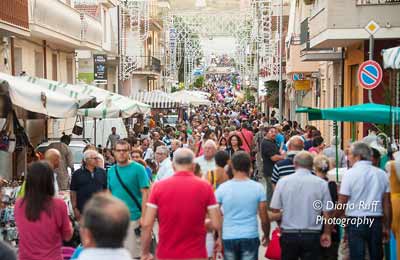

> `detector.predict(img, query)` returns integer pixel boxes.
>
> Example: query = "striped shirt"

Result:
[271,153,297,184]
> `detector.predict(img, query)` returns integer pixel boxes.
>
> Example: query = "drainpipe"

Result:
[340,47,345,148]
[43,40,48,140]
[10,37,15,76]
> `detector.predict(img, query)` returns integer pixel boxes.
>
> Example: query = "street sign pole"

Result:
[368,34,374,103]
[365,20,380,103]
[278,0,283,122]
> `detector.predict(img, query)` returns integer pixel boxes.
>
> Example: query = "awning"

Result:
[382,46,400,69]
[131,90,180,109]
[0,73,89,118]
[296,103,400,124]
[19,76,150,118]
[170,90,212,106]
[79,94,151,118]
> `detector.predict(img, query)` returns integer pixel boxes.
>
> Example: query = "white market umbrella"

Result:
[0,73,83,118]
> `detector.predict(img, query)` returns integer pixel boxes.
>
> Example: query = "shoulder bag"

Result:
[114,166,157,252]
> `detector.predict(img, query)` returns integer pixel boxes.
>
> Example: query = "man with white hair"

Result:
[195,140,217,175]
[170,139,182,160]
[142,148,222,260]
[336,142,391,260]
[271,151,333,259]
[155,145,174,181]
[70,149,107,221]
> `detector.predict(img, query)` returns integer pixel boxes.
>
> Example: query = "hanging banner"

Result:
[94,54,107,84]
[294,80,311,91]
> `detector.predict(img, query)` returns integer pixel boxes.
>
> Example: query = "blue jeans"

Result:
[223,238,260,260]
[346,217,383,260]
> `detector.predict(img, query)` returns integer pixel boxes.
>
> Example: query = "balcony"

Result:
[357,0,400,5]
[299,18,344,61]
[286,37,320,75]
[308,0,400,48]
[0,0,29,36]
[30,0,82,49]
[131,56,162,77]
[29,0,103,50]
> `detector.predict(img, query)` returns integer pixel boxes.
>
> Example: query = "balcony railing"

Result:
[0,0,29,29]
[135,56,161,73]
[357,0,400,5]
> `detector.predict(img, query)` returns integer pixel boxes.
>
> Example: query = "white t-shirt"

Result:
[340,160,390,217]
[77,248,131,260]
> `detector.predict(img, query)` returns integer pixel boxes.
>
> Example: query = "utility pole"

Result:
[278,0,283,122]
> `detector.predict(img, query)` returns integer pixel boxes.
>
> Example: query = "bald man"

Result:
[78,193,131,260]
[271,136,304,189]
[18,149,61,198]
[194,140,217,175]
[45,149,61,195]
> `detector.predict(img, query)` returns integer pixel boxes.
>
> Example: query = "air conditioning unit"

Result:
[304,0,314,5]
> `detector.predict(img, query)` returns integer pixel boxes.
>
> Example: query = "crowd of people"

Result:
[0,75,399,260]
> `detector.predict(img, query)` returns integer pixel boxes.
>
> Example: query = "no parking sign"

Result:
[357,60,383,90]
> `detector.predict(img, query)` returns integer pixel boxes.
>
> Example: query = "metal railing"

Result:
[357,0,400,5]
[136,56,161,73]
[0,0,29,29]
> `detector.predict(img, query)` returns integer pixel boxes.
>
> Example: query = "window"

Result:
[13,47,22,76]
[34,51,44,78]
[52,53,58,81]
[67,58,73,84]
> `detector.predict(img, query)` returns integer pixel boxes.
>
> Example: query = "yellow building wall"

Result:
[343,42,364,144]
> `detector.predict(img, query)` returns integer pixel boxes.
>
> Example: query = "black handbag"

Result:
[13,110,32,152]
[72,116,83,136]
[0,112,13,152]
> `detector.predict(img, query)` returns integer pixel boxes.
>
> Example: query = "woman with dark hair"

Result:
[309,136,325,155]
[218,137,228,151]
[225,134,244,158]
[15,161,73,260]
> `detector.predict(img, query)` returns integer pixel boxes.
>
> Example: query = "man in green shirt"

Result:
[108,140,150,259]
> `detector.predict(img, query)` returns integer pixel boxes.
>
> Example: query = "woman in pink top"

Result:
[15,161,73,260]
[308,136,325,155]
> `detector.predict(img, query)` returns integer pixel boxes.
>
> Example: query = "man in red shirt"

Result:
[141,148,222,260]
[238,122,254,154]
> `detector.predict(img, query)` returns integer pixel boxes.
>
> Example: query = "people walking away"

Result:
[270,151,333,260]
[107,140,150,259]
[314,155,339,260]
[141,148,222,260]
[15,161,73,260]
[70,150,107,221]
[155,145,174,181]
[336,142,391,260]
[261,127,285,205]
[204,150,230,190]
[195,140,217,175]
[106,127,120,150]
[216,151,270,260]
[271,136,304,188]
[76,193,132,260]
[238,122,254,154]
[323,136,347,168]
[48,135,74,190]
